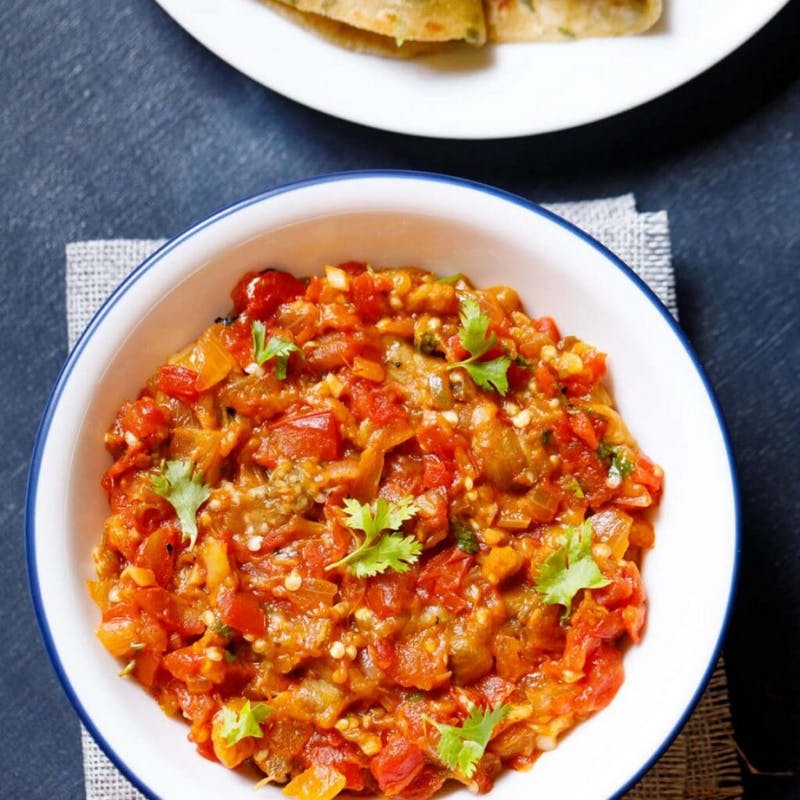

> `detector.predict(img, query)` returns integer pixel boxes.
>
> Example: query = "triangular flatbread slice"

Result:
[485,0,662,42]
[270,0,487,44]
[262,0,458,56]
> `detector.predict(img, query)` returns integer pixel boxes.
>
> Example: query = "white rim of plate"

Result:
[152,0,790,138]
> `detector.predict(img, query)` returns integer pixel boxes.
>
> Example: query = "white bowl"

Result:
[27,172,738,800]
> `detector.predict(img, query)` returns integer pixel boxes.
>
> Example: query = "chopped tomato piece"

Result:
[218,318,255,368]
[444,333,470,362]
[217,588,267,637]
[633,453,664,495]
[254,410,341,468]
[231,269,305,320]
[559,438,615,508]
[102,447,152,492]
[301,537,344,578]
[174,684,218,726]
[300,731,368,791]
[120,396,166,440]
[470,752,503,794]
[533,316,560,342]
[277,300,319,345]
[368,638,396,672]
[157,365,200,402]
[132,587,204,636]
[101,601,138,622]
[534,364,558,397]
[365,571,417,620]
[135,525,178,587]
[507,361,532,389]
[304,275,324,303]
[416,547,472,614]
[132,648,161,688]
[104,513,143,562]
[562,351,607,397]
[370,735,425,797]
[415,425,455,459]
[473,674,516,707]
[576,643,624,715]
[394,765,446,800]
[136,610,169,653]
[195,738,219,763]
[593,561,643,611]
[422,455,454,490]
[253,518,322,557]
[593,562,646,642]
[349,378,407,425]
[305,331,368,373]
[163,646,205,680]
[629,518,656,549]
[569,410,599,449]
[351,272,392,323]
[413,486,450,545]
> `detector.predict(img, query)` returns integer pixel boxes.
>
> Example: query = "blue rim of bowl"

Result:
[25,170,740,800]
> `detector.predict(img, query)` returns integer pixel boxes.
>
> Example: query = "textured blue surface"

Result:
[1,1,798,798]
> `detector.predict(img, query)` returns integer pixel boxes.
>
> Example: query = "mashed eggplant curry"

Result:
[89,262,663,799]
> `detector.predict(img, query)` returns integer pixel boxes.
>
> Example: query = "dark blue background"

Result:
[1,1,798,797]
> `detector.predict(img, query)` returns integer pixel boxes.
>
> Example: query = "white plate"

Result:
[154,0,788,139]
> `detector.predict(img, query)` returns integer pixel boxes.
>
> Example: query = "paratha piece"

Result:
[262,0,457,57]
[270,0,486,45]
[485,0,662,42]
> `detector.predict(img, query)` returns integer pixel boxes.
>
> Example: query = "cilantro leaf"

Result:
[451,520,479,554]
[344,496,418,535]
[417,331,441,356]
[513,354,534,370]
[326,497,421,577]
[251,322,302,380]
[565,477,585,499]
[208,612,233,639]
[596,441,635,485]
[446,295,511,396]
[463,356,511,395]
[457,295,495,358]
[151,459,210,548]
[346,533,422,578]
[219,700,273,746]
[596,441,615,460]
[609,453,635,482]
[435,272,465,285]
[535,521,611,621]
[429,704,510,778]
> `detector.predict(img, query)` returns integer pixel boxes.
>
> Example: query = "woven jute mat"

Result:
[68,194,741,800]
[625,662,742,799]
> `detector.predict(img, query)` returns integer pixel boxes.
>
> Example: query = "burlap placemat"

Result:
[67,194,740,800]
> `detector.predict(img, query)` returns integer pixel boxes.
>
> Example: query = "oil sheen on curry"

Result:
[89,262,663,799]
